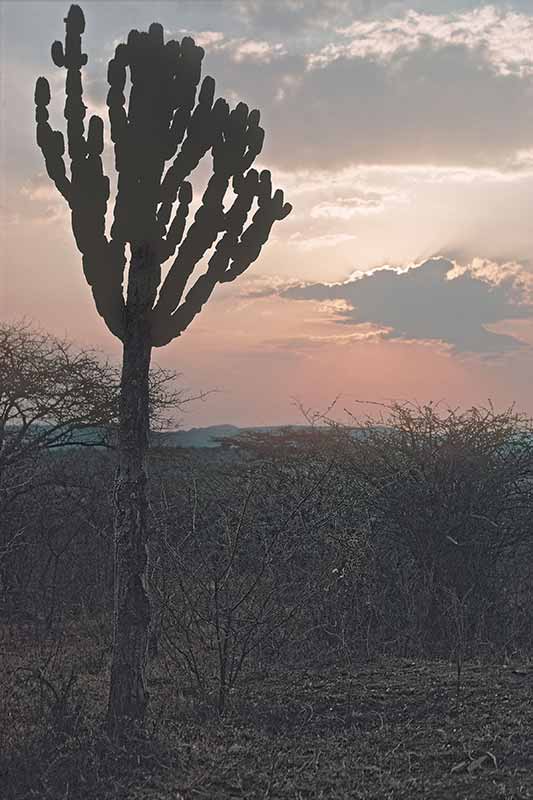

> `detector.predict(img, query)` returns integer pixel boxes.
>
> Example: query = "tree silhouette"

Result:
[34,4,291,735]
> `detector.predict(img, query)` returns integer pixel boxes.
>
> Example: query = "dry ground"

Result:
[2,623,533,799]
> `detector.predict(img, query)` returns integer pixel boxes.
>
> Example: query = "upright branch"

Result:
[35,4,292,348]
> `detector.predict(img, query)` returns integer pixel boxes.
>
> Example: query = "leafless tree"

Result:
[0,321,186,628]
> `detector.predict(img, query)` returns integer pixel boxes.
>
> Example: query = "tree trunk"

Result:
[107,242,158,736]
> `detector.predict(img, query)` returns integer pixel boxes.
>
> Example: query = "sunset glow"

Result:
[2,0,533,426]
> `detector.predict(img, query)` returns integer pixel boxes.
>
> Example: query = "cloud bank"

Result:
[279,258,533,352]
[311,6,533,77]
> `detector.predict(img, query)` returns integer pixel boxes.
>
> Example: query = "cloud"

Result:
[257,326,389,355]
[0,174,69,226]
[310,6,533,76]
[231,40,287,62]
[37,4,533,175]
[279,257,533,352]
[165,30,287,63]
[288,232,359,250]
[233,0,368,34]
[215,0,533,83]
[190,31,226,48]
[310,187,406,218]
[262,162,533,272]
[201,38,533,171]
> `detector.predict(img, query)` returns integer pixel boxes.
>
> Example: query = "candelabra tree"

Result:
[34,4,291,735]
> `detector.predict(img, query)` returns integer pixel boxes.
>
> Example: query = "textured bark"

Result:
[107,243,158,736]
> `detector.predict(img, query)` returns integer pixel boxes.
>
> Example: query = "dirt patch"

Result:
[2,638,533,799]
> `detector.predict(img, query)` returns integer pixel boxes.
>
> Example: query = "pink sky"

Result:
[2,0,533,427]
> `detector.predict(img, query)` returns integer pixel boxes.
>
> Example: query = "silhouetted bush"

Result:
[3,398,533,689]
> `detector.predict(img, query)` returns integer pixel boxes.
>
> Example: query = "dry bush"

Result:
[147,450,338,711]
[218,404,533,663]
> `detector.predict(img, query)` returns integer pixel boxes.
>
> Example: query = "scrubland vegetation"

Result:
[2,328,533,798]
[18,2,533,793]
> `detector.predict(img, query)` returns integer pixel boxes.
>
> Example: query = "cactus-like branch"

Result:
[35,5,125,339]
[151,170,291,346]
[220,172,292,283]
[34,77,71,201]
[35,5,291,348]
[154,101,260,316]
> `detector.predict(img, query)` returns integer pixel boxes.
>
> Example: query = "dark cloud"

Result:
[236,0,533,27]
[10,2,533,177]
[232,0,503,31]
[234,0,370,33]
[280,258,533,352]
[272,47,533,170]
[190,38,533,172]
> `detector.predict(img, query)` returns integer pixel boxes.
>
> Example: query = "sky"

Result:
[2,0,533,427]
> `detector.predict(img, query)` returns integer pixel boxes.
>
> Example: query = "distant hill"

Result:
[152,424,319,448]
[12,422,382,451]
[152,424,240,448]
[6,422,330,451]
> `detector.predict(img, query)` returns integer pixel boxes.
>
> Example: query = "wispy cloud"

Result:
[258,325,390,354]
[4,175,69,225]
[288,232,359,250]
[310,188,407,218]
[231,39,287,62]
[176,30,288,62]
[192,31,226,48]
[309,6,533,76]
